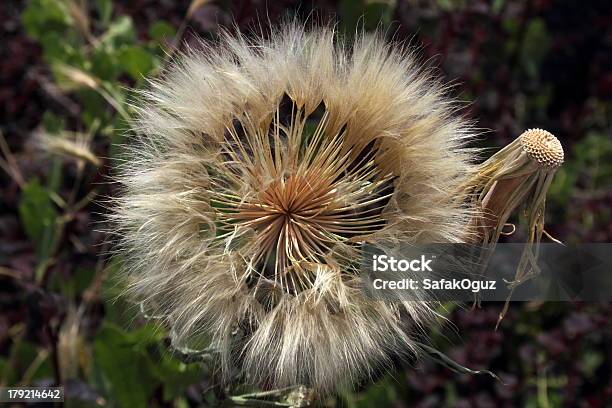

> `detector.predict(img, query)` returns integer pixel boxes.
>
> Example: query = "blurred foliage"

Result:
[1,0,610,407]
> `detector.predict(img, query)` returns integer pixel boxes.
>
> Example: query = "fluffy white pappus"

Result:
[111,23,479,393]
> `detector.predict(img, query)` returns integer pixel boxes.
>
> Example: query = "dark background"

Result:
[1,0,611,407]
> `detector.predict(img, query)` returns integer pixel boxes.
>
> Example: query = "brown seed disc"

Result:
[519,128,564,168]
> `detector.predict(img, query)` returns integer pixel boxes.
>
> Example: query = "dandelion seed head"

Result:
[112,24,479,393]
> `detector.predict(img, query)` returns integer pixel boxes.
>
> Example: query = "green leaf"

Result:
[90,47,120,81]
[79,90,114,127]
[92,323,161,408]
[155,355,204,401]
[52,266,95,299]
[42,33,83,64]
[118,46,156,80]
[340,375,398,408]
[92,321,202,405]
[149,21,176,42]
[18,179,58,260]
[100,16,136,48]
[95,0,113,27]
[355,377,397,408]
[100,258,138,327]
[2,341,53,385]
[22,0,71,41]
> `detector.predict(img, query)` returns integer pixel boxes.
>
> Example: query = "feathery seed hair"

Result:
[113,24,478,393]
